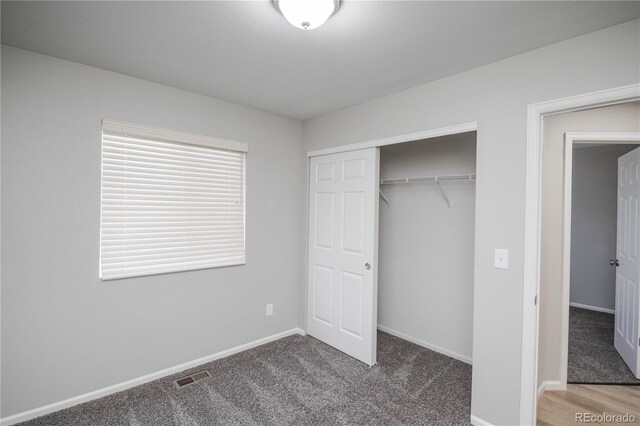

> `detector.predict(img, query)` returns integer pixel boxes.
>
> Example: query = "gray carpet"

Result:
[568,306,640,384]
[20,331,472,425]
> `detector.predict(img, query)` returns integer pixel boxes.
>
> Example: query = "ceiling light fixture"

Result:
[273,0,341,30]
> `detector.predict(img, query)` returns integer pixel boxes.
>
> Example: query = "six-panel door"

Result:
[615,146,640,378]
[307,148,379,366]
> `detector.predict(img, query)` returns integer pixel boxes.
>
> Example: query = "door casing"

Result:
[524,85,640,426]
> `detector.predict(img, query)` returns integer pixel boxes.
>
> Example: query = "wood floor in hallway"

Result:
[537,384,640,425]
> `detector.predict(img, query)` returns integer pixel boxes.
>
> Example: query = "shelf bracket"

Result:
[379,188,390,207]
[436,181,451,208]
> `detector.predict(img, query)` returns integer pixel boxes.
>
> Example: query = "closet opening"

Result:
[306,127,477,422]
[377,132,476,367]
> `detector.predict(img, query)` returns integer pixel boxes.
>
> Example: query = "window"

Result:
[99,120,247,280]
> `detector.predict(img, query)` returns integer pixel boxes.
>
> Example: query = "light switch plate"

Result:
[266,303,274,317]
[495,249,509,269]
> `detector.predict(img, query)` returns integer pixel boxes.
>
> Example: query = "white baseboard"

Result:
[377,324,472,365]
[537,380,565,398]
[0,327,306,426]
[470,414,494,426]
[569,302,615,315]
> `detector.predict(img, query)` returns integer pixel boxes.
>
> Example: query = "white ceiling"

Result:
[2,1,638,120]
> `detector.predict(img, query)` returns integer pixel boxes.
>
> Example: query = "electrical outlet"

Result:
[266,303,274,317]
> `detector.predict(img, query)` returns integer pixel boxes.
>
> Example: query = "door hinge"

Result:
[534,295,538,306]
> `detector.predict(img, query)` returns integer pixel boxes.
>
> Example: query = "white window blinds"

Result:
[99,120,247,280]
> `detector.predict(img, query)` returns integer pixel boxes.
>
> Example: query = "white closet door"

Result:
[615,146,640,378]
[307,148,379,366]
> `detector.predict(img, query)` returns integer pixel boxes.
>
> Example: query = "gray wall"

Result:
[378,133,476,361]
[1,45,303,417]
[570,144,639,311]
[302,20,640,425]
[538,102,640,387]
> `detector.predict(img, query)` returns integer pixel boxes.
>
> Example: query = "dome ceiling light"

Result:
[272,0,342,30]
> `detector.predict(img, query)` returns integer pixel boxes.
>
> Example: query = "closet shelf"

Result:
[380,174,476,185]
[378,174,476,208]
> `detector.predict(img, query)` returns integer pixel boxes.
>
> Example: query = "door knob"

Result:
[609,259,620,267]
[365,263,371,270]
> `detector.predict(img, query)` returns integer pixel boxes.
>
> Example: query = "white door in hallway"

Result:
[307,148,379,366]
[615,146,640,378]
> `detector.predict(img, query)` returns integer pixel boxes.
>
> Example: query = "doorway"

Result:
[536,101,640,398]
[563,136,640,385]
[305,129,477,423]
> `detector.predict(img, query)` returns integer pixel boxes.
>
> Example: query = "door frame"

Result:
[304,121,478,347]
[559,132,640,388]
[522,83,640,425]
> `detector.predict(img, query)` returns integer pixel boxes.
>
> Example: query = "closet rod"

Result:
[380,174,476,185]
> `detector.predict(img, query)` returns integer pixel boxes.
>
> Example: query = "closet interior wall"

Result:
[378,132,477,363]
